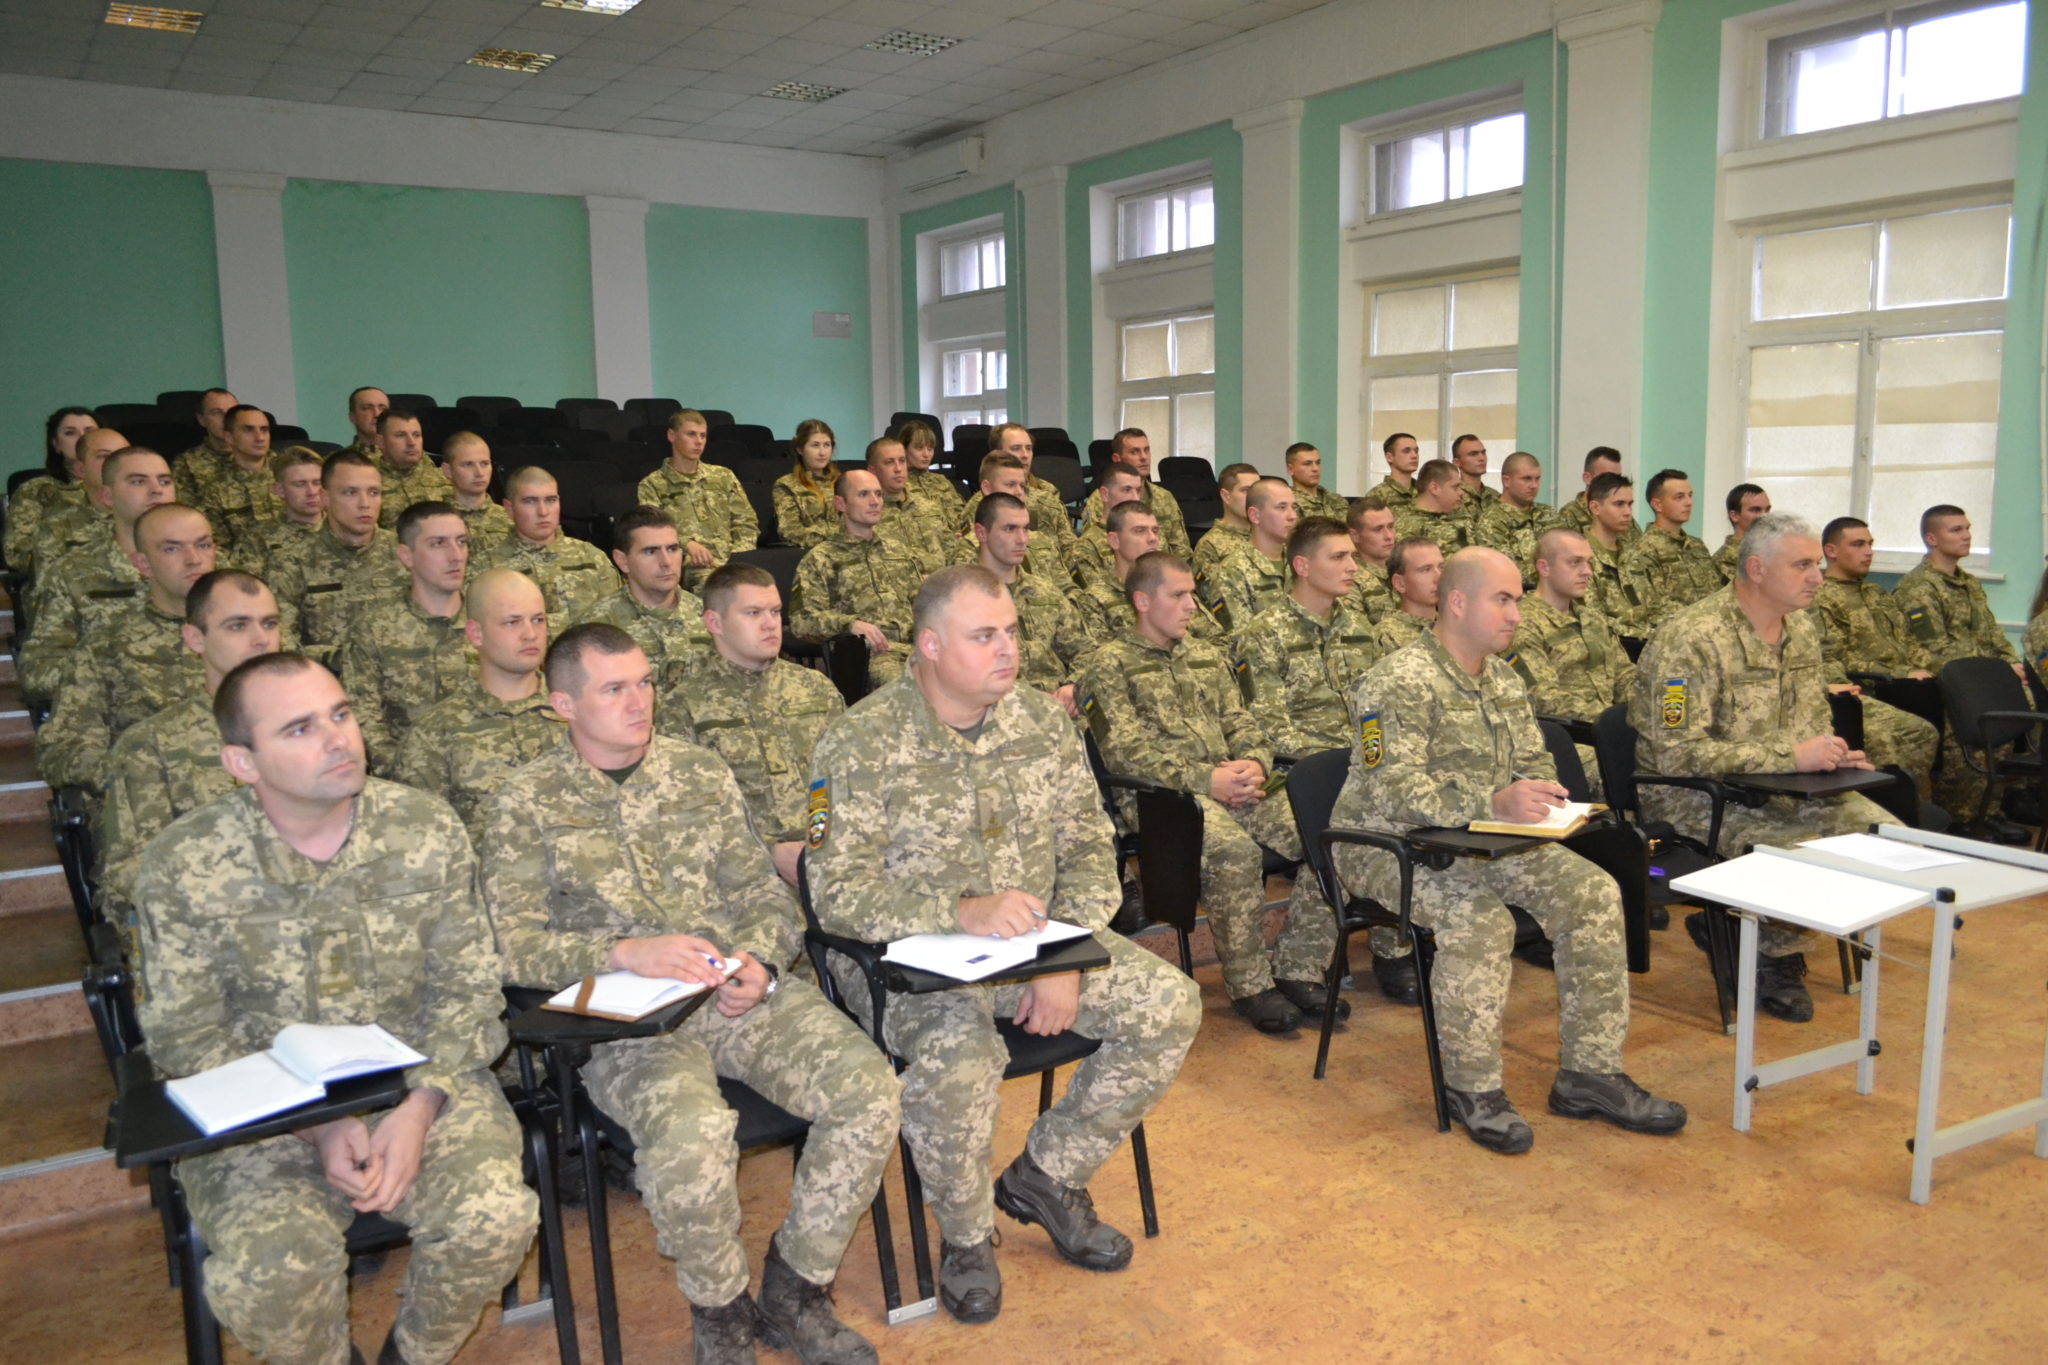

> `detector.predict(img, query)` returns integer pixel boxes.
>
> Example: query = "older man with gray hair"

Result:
[1631,512,1900,1024]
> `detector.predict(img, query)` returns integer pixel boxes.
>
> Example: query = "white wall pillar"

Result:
[1015,165,1069,430]
[1236,101,1304,471]
[584,195,652,403]
[206,170,297,425]
[867,209,898,433]
[1554,0,1661,476]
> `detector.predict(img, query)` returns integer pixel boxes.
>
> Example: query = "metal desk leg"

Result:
[1733,915,1760,1132]
[1855,925,1881,1095]
[1910,908,1959,1204]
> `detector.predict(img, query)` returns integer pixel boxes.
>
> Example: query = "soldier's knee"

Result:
[455,1177,540,1264]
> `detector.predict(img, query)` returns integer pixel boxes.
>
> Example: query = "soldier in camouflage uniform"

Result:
[1713,483,1770,582]
[391,569,560,839]
[1894,505,2022,673]
[482,625,897,1365]
[1364,431,1420,513]
[789,468,925,687]
[267,450,408,671]
[182,404,282,567]
[340,502,475,774]
[1188,462,1259,581]
[637,409,760,590]
[372,409,454,531]
[1506,529,1632,790]
[1079,552,1339,1034]
[340,385,388,460]
[1074,502,1223,649]
[170,388,235,498]
[3,406,94,578]
[1344,495,1397,622]
[1333,547,1686,1152]
[441,433,514,559]
[1582,471,1650,636]
[869,433,966,573]
[2026,586,2048,677]
[24,425,123,592]
[567,504,711,690]
[1557,446,1638,551]
[773,419,844,552]
[136,654,537,1365]
[245,445,327,580]
[18,444,171,700]
[483,466,619,634]
[962,453,1063,582]
[1071,428,1190,560]
[1634,515,1900,1021]
[37,503,213,791]
[1621,469,1722,631]
[662,563,844,887]
[1285,442,1350,523]
[100,571,280,959]
[1392,460,1471,557]
[893,418,964,520]
[1070,464,1147,588]
[1197,476,1297,635]
[1449,434,1499,525]
[958,425,1081,571]
[1374,537,1442,653]
[1474,452,1563,586]
[808,566,1200,1321]
[971,492,1095,713]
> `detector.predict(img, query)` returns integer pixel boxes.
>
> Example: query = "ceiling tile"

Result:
[679,25,772,54]
[408,94,490,114]
[711,6,810,37]
[330,88,418,109]
[169,71,260,95]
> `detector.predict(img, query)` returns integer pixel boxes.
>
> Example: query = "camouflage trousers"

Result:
[1645,787,1898,954]
[1334,841,1629,1092]
[1934,728,1995,821]
[178,1072,537,1365]
[1198,791,1344,999]
[833,931,1199,1246]
[581,976,898,1306]
[1859,697,1937,800]
[864,641,909,689]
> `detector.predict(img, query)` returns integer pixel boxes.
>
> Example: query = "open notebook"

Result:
[1469,801,1604,839]
[882,919,1092,982]
[164,1023,427,1137]
[541,962,742,1022]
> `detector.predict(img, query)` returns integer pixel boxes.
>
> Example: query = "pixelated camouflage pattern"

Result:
[267,526,410,670]
[245,517,323,581]
[568,584,711,691]
[376,456,455,531]
[772,473,840,551]
[1374,607,1433,654]
[98,695,235,951]
[36,599,206,791]
[1007,567,1095,694]
[1344,558,1393,622]
[1558,494,1640,551]
[1474,498,1566,586]
[1233,594,1382,758]
[1621,525,1723,630]
[877,487,969,574]
[1584,530,1649,636]
[1292,484,1350,524]
[18,529,143,700]
[390,677,564,839]
[1076,482,1192,559]
[1712,532,1739,582]
[171,444,227,506]
[1505,594,1632,723]
[661,651,844,842]
[908,467,964,515]
[450,502,514,560]
[1892,557,2018,667]
[1070,521,1116,588]
[26,497,112,589]
[1071,571,1219,649]
[961,475,1079,568]
[2025,607,2048,675]
[637,460,760,567]
[482,532,618,638]
[1393,504,1473,558]
[340,594,476,774]
[1196,538,1291,636]
[788,532,923,684]
[1364,476,1416,513]
[1812,576,1937,677]
[3,474,84,577]
[183,456,282,566]
[1189,520,1248,581]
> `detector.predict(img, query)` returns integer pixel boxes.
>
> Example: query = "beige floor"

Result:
[6,900,2048,1363]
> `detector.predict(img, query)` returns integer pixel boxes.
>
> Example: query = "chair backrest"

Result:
[545,427,607,451]
[156,389,207,414]
[695,408,736,430]
[1538,720,1592,803]
[571,408,635,442]
[1035,437,1082,466]
[270,423,309,444]
[1158,456,1217,497]
[554,397,616,417]
[1938,656,2036,751]
[1083,732,1203,939]
[94,402,161,426]
[1087,438,1114,471]
[624,397,681,428]
[421,406,481,454]
[714,423,777,458]
[456,395,522,422]
[889,411,942,442]
[627,424,669,445]
[1591,704,1641,817]
[731,545,804,609]
[1033,453,1086,505]
[703,437,750,468]
[385,392,438,413]
[1826,689,1865,751]
[1284,747,1357,909]
[509,406,560,436]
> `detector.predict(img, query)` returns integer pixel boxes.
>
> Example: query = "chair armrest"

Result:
[1537,715,1595,746]
[1978,709,2048,751]
[1096,770,1180,797]
[1626,774,1736,856]
[1318,826,1419,930]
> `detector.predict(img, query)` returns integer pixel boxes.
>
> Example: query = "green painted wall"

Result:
[1297,35,1560,497]
[1064,125,1243,455]
[647,204,871,442]
[282,180,596,440]
[897,186,1019,422]
[0,159,223,478]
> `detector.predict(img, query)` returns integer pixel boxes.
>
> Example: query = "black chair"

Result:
[1028,426,1070,448]
[157,389,208,416]
[570,409,635,443]
[458,396,523,424]
[1937,657,2047,838]
[1087,439,1114,472]
[622,398,680,428]
[626,424,669,446]
[888,411,941,443]
[1157,457,1216,500]
[584,482,641,553]
[270,424,310,445]
[1177,494,1221,534]
[508,407,563,439]
[96,402,161,426]
[1534,721,1653,973]
[713,423,778,459]
[615,442,667,483]
[545,427,609,453]
[50,784,97,938]
[553,398,615,419]
[421,407,482,454]
[695,408,736,431]
[1033,454,1085,507]
[1083,734,1201,974]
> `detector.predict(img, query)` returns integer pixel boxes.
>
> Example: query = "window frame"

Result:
[1112,176,1218,266]
[1116,309,1219,464]
[939,340,1010,431]
[1358,269,1521,482]
[1364,97,1527,220]
[934,226,1007,299]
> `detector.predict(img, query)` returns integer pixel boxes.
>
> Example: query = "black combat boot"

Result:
[755,1237,877,1365]
[690,1291,759,1365]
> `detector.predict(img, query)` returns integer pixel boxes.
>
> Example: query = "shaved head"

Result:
[465,566,543,623]
[1439,546,1517,608]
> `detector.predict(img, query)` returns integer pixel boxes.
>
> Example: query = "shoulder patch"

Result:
[805,778,830,850]
[1504,649,1537,688]
[1358,711,1383,767]
[1660,678,1687,729]
[1904,605,1938,642]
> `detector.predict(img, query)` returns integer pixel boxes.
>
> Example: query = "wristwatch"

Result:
[760,961,780,996]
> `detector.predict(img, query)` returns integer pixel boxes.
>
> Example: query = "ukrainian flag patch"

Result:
[1359,712,1383,767]
[806,779,830,850]
[1661,679,1687,729]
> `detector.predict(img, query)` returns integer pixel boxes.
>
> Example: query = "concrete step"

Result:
[0,1029,111,1169]
[0,813,70,919]
[0,908,86,996]
[0,749,50,823]
[0,679,28,743]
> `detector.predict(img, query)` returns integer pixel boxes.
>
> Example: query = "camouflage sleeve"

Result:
[1620,541,1667,629]
[1346,668,1498,828]
[133,833,238,1076]
[1506,621,1570,717]
[1812,595,1854,679]
[1233,629,1307,760]
[388,721,448,806]
[2025,609,2048,673]
[477,786,617,985]
[788,547,853,641]
[773,481,831,551]
[407,808,511,1096]
[805,725,970,942]
[1153,495,1192,560]
[1196,560,1250,636]
[4,479,51,574]
[266,550,305,651]
[1036,488,1078,561]
[700,765,803,970]
[1043,710,1122,932]
[1076,651,1212,794]
[1505,680,1557,784]
[34,645,113,791]
[1218,639,1287,766]
[15,578,78,700]
[97,726,162,911]
[1050,593,1094,678]
[718,467,759,558]
[338,623,397,774]
[1632,624,1799,775]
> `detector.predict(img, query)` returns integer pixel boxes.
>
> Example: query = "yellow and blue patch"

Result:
[805,779,830,850]
[1359,711,1383,767]
[1661,678,1687,729]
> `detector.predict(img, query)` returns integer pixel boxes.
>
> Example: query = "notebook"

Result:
[541,963,741,1022]
[1469,801,1603,839]
[164,1023,428,1137]
[882,919,1093,982]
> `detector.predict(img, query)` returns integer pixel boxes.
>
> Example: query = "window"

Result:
[938,230,1005,297]
[941,343,1007,431]
[1118,312,1216,464]
[1116,180,1215,263]
[1372,111,1525,214]
[1739,203,2010,552]
[1361,274,1517,477]
[1764,1,2026,139]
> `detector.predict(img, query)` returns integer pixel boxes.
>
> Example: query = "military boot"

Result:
[1444,1087,1534,1154]
[755,1238,877,1365]
[938,1237,1001,1323]
[1229,986,1302,1034]
[690,1291,759,1365]
[1370,952,1420,1005]
[1547,1069,1688,1134]
[992,1149,1132,1271]
[1276,977,1350,1021]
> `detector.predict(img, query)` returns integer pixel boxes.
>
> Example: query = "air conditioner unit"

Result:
[899,135,986,195]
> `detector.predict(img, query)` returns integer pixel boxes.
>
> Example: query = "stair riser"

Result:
[0,871,71,918]
[0,1157,148,1242]
[0,989,92,1047]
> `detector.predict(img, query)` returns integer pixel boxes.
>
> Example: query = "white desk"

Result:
[1773,827,2048,1204]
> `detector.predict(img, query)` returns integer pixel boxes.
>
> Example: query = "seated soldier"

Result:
[482,625,899,1365]
[341,501,475,774]
[1473,452,1562,587]
[788,467,925,687]
[637,408,758,590]
[1079,552,1340,1034]
[247,445,329,579]
[135,653,538,1365]
[5,405,97,579]
[971,451,1063,581]
[267,450,408,671]
[1074,427,1191,558]
[959,424,1080,569]
[1558,445,1638,549]
[1070,464,1148,588]
[808,566,1200,1321]
[101,570,282,966]
[1392,459,1469,555]
[893,418,963,517]
[567,503,711,689]
[1344,495,1397,621]
[1365,430,1420,512]
[340,385,387,459]
[1333,547,1686,1152]
[172,389,234,492]
[1895,504,2026,683]
[1505,528,1633,787]
[441,432,514,558]
[1713,483,1770,581]
[1634,514,1901,1022]
[1286,441,1350,522]
[973,492,1092,714]
[392,569,559,839]
[1188,462,1260,581]
[37,502,215,792]
[869,432,962,573]
[1375,536,1442,652]
[184,402,280,566]
[19,442,173,701]
[1073,501,1222,647]
[1581,470,1649,636]
[1196,475,1298,634]
[373,408,455,530]
[24,424,123,600]
[484,466,619,633]
[662,562,845,887]
[1621,468,1722,631]
[1448,434,1497,523]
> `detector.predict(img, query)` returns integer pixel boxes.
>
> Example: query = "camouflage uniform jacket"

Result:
[807,671,1119,942]
[1560,495,1640,551]
[1073,572,1221,649]
[1335,630,1553,836]
[878,488,968,574]
[1811,576,1936,679]
[4,475,84,576]
[171,443,228,505]
[1622,525,1723,630]
[1893,557,2017,666]
[1631,586,1830,778]
[1076,483,1191,559]
[1070,522,1116,588]
[1234,594,1382,758]
[2025,608,2048,677]
[1585,532,1649,636]
[1293,484,1351,524]
[1474,498,1565,585]
[135,779,505,1100]
[1393,505,1473,558]
[19,530,143,700]
[184,456,282,565]
[246,517,323,580]
[662,652,844,842]
[637,461,759,561]
[908,467,964,515]
[569,585,711,689]
[376,457,455,530]
[1365,476,1416,512]
[1197,538,1292,635]
[1375,608,1434,653]
[1345,559,1393,622]
[390,678,563,839]
[483,532,619,634]
[1505,593,1632,722]
[962,476,1079,568]
[480,733,802,984]
[37,598,205,791]
[451,502,514,559]
[789,532,922,645]
[1456,481,1500,524]
[1078,629,1272,797]
[100,695,235,916]
[1189,521,1248,581]
[1712,533,1740,582]
[267,526,409,669]
[28,498,112,587]
[772,474,840,551]
[339,593,476,773]
[1007,568,1095,694]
